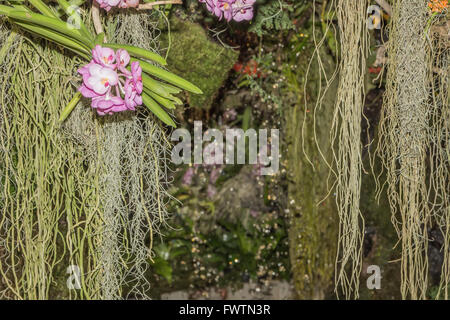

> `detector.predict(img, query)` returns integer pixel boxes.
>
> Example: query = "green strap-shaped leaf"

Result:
[165,94,183,105]
[146,91,176,110]
[28,0,58,19]
[94,32,105,46]
[0,4,14,15]
[13,21,90,59]
[11,4,32,12]
[142,93,176,127]
[134,58,203,94]
[55,0,93,41]
[158,82,183,94]
[142,73,173,99]
[59,92,82,122]
[6,10,93,49]
[104,43,167,66]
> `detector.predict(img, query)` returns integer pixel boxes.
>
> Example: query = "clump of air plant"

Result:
[78,45,143,115]
[199,0,256,22]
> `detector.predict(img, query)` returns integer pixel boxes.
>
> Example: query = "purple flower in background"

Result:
[205,0,225,20]
[95,0,141,11]
[232,0,255,22]
[95,0,121,12]
[207,184,217,199]
[118,0,139,8]
[122,61,143,109]
[199,0,255,22]
[250,210,260,218]
[218,0,235,21]
[209,167,222,184]
[223,108,237,122]
[182,167,195,185]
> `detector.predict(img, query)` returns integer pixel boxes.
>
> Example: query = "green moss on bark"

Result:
[284,33,338,299]
[161,16,239,110]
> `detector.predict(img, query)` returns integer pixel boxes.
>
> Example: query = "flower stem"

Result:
[92,1,106,42]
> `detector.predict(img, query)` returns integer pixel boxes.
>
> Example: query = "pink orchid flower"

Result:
[92,95,128,115]
[130,61,143,94]
[218,0,235,21]
[85,63,119,95]
[122,62,143,109]
[95,0,121,12]
[206,0,224,20]
[232,0,255,22]
[199,0,255,22]
[124,79,142,110]
[119,0,140,8]
[78,47,143,116]
[116,48,131,74]
[78,62,102,98]
[92,45,116,69]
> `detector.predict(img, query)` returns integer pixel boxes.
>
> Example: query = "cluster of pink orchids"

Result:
[199,0,256,22]
[95,0,139,11]
[78,45,143,115]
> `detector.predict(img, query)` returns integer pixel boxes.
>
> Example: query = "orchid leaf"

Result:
[13,21,90,59]
[0,4,14,15]
[55,0,93,41]
[143,85,182,107]
[142,93,176,127]
[104,43,167,66]
[146,91,176,110]
[158,82,183,94]
[134,58,203,94]
[28,0,58,19]
[11,4,31,12]
[94,32,105,45]
[142,73,174,99]
[165,94,183,105]
[6,10,93,49]
[59,92,82,122]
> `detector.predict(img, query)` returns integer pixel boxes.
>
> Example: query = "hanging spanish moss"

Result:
[426,10,449,300]
[0,25,94,299]
[308,0,369,299]
[378,0,432,300]
[74,9,172,300]
[332,0,369,299]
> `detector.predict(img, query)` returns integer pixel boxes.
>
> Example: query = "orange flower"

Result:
[428,0,448,13]
[233,60,262,78]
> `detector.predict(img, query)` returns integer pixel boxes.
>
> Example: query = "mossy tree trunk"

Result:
[285,34,338,299]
